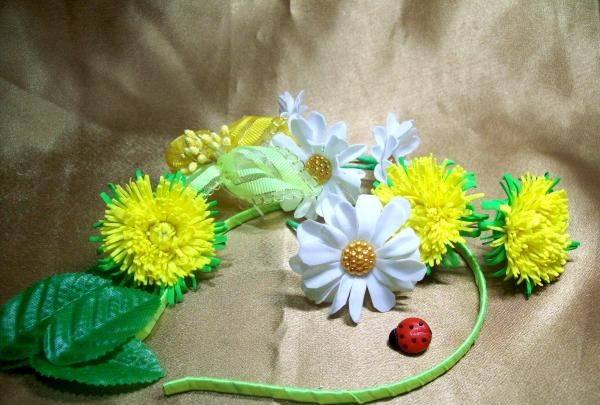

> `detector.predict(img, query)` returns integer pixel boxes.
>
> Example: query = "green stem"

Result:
[135,290,169,341]
[162,243,488,403]
[342,164,375,170]
[223,202,282,232]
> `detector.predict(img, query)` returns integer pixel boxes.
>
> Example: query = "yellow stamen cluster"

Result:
[165,127,232,174]
[305,154,333,185]
[100,175,216,286]
[489,174,571,287]
[341,240,376,276]
[374,155,483,267]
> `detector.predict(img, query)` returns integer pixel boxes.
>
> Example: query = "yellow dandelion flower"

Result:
[480,173,579,297]
[90,171,227,305]
[373,155,486,271]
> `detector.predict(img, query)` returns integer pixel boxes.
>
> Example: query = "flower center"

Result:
[341,240,376,276]
[305,154,332,184]
[148,222,177,251]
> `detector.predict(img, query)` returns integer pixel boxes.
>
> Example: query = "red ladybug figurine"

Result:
[389,317,432,355]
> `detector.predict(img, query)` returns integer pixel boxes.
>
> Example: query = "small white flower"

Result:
[290,194,426,323]
[278,90,308,118]
[372,112,420,183]
[272,112,366,219]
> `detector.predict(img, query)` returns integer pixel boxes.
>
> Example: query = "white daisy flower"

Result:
[278,90,308,118]
[290,194,426,323]
[273,112,366,219]
[372,112,420,183]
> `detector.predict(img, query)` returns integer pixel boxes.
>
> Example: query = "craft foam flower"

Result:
[480,173,579,297]
[373,155,486,271]
[272,112,366,219]
[290,194,426,323]
[278,90,308,118]
[90,171,226,305]
[372,113,420,183]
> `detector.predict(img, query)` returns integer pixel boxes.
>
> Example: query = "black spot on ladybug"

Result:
[419,322,423,326]
[409,325,414,329]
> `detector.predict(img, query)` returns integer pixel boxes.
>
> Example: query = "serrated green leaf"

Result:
[0,273,112,361]
[31,339,164,386]
[44,287,160,366]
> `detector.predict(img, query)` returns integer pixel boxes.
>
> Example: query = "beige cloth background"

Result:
[1,1,599,404]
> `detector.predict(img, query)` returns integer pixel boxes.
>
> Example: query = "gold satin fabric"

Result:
[0,1,598,404]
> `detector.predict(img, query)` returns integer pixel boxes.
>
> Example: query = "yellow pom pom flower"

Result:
[90,171,227,305]
[480,173,579,297]
[373,155,486,272]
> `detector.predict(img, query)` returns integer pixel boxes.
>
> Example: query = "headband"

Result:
[0,91,578,403]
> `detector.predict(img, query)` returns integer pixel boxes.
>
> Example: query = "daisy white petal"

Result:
[306,112,327,144]
[325,198,357,239]
[303,266,343,289]
[336,144,367,166]
[372,268,415,291]
[330,274,353,314]
[299,220,348,249]
[371,197,411,247]
[348,278,367,323]
[377,258,427,282]
[294,197,317,220]
[289,116,318,151]
[327,121,347,141]
[303,279,339,304]
[355,195,382,241]
[366,273,396,312]
[298,239,340,266]
[324,135,348,160]
[271,133,307,160]
[278,90,307,118]
[377,227,420,259]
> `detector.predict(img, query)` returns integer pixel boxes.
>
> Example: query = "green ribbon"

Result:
[188,146,321,206]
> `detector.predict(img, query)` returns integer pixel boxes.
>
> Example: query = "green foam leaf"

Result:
[44,287,160,366]
[0,273,112,361]
[31,339,164,386]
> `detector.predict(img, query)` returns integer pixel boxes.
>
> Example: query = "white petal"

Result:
[298,219,348,249]
[386,112,399,132]
[298,238,340,266]
[303,278,339,304]
[307,112,327,144]
[272,133,307,161]
[327,121,347,141]
[348,277,367,323]
[373,160,392,183]
[330,274,352,314]
[372,268,415,291]
[377,227,420,259]
[372,126,387,147]
[323,197,357,240]
[355,195,382,241]
[371,144,385,161]
[303,266,343,289]
[393,134,420,158]
[319,193,348,224]
[336,144,367,166]
[289,116,316,151]
[371,197,412,247]
[294,197,316,219]
[377,258,427,282]
[332,168,364,202]
[394,119,413,136]
[366,273,396,312]
[324,135,348,160]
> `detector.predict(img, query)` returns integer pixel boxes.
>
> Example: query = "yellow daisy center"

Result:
[374,155,483,267]
[100,175,215,287]
[305,154,332,185]
[341,240,376,276]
